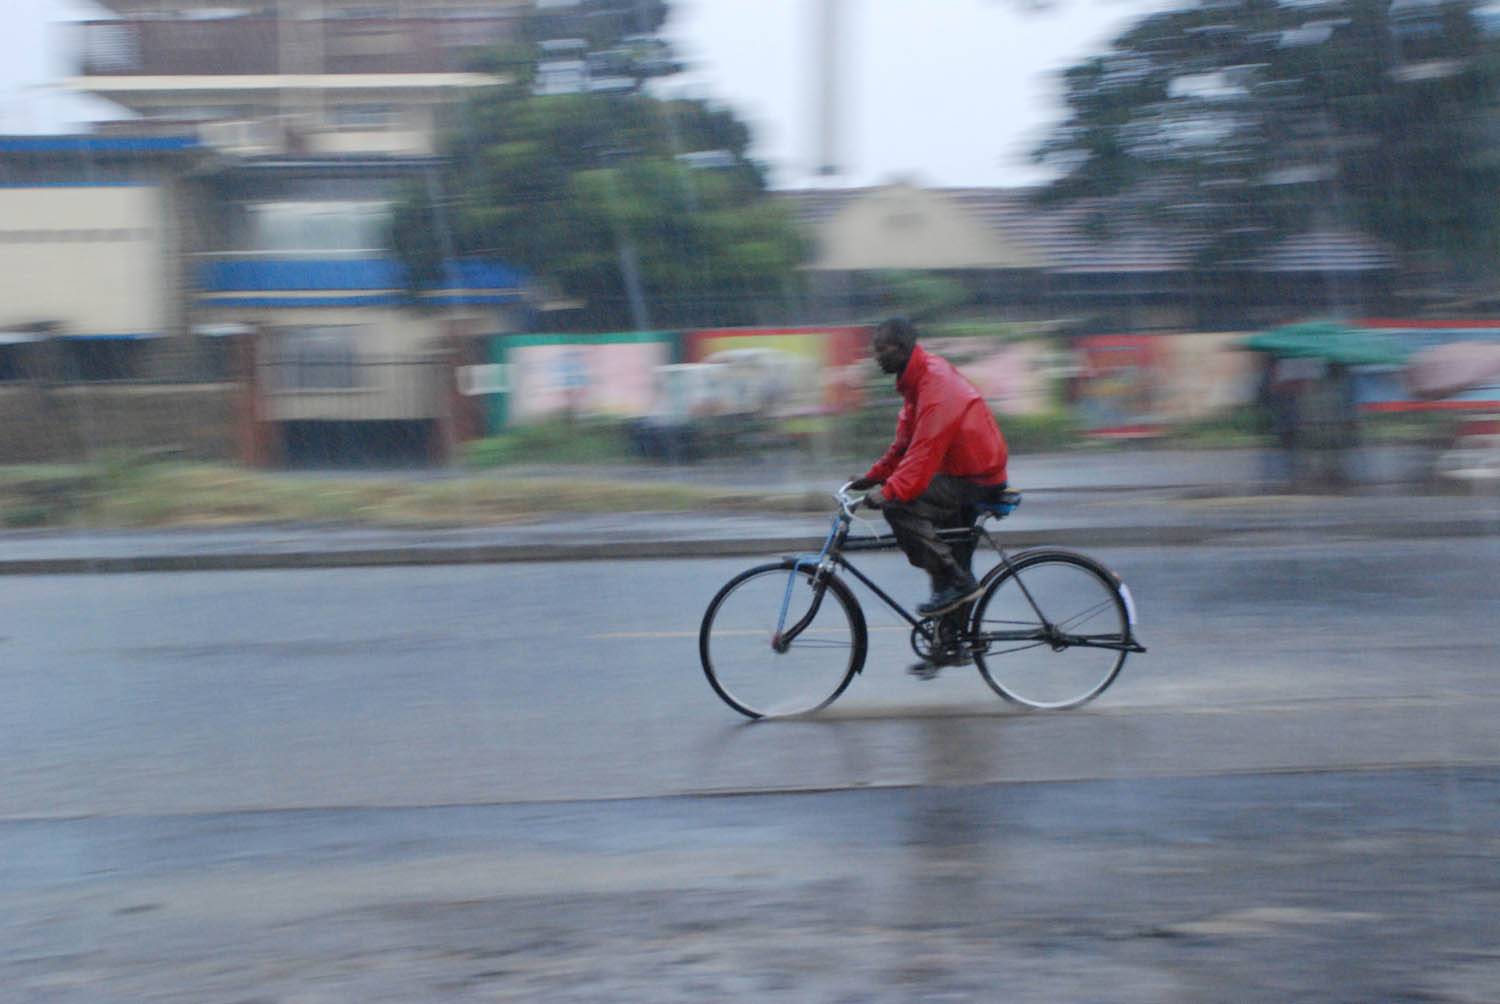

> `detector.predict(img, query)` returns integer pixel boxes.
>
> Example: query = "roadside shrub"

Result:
[0,468,100,527]
[1360,410,1459,447]
[2,504,55,528]
[828,405,1085,461]
[995,409,1080,453]
[462,418,630,468]
[1164,406,1267,449]
[828,406,899,462]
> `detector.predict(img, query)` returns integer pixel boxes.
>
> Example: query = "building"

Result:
[0,135,210,374]
[779,182,1400,333]
[65,0,520,158]
[56,0,533,465]
[15,5,1409,463]
[0,134,249,461]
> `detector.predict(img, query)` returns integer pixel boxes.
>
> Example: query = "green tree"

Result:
[395,2,807,330]
[1034,0,1500,284]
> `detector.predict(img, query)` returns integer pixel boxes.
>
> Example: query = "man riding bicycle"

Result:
[850,318,1011,669]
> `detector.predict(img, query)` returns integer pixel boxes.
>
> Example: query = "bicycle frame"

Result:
[773,488,1145,658]
[774,492,1000,647]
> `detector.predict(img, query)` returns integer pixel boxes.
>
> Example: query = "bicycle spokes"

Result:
[971,554,1135,709]
[700,486,1141,717]
[701,561,864,719]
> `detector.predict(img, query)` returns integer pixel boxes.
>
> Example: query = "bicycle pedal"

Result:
[907,661,943,681]
[938,645,973,668]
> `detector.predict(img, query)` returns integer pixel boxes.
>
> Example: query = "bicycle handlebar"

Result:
[835,480,865,516]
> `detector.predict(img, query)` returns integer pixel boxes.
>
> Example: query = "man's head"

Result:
[872,317,918,375]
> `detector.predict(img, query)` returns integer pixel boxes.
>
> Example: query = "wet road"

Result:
[3,537,1498,999]
[3,538,1497,814]
[5,768,1499,1002]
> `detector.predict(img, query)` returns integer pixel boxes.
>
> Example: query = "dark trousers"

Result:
[881,474,1002,587]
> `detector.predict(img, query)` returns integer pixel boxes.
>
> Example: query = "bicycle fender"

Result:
[981,547,1125,587]
[979,547,1144,639]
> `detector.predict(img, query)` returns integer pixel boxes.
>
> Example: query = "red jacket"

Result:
[863,343,1008,503]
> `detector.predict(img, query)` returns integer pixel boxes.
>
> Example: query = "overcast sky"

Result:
[2,0,1162,189]
[664,0,1162,189]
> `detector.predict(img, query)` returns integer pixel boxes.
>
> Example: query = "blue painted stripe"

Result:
[60,332,161,340]
[204,295,404,308]
[421,294,523,305]
[203,259,403,291]
[0,136,200,153]
[203,293,521,308]
[0,182,155,188]
[199,257,527,293]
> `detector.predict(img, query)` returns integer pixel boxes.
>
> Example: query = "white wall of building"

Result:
[0,184,164,336]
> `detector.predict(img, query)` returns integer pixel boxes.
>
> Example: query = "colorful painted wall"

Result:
[684,326,871,413]
[479,331,676,431]
[1154,332,1262,420]
[1066,323,1500,435]
[468,321,1500,437]
[1071,332,1263,435]
[1072,335,1164,435]
[1355,320,1500,411]
[924,336,1060,416]
[470,327,876,431]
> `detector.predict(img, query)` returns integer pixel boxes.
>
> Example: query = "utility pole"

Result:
[597,148,652,333]
[814,0,844,178]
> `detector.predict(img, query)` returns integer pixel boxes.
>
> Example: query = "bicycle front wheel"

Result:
[699,561,867,719]
[971,551,1132,710]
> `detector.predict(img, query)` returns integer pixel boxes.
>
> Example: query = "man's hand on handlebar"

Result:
[840,476,886,509]
[837,477,889,512]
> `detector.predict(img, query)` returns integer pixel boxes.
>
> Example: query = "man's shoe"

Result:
[941,645,974,667]
[917,576,983,616]
[908,661,943,681]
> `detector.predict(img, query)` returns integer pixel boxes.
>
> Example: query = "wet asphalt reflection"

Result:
[2,535,1498,999]
[3,768,1498,1001]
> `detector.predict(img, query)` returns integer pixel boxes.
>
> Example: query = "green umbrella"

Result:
[1242,321,1408,366]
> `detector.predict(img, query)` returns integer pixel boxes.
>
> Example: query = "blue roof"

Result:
[198,257,526,306]
[0,135,201,153]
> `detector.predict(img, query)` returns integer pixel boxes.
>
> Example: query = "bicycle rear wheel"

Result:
[971,551,1132,710]
[699,561,867,719]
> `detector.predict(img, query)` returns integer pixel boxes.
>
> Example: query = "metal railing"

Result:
[257,355,451,423]
[76,16,517,77]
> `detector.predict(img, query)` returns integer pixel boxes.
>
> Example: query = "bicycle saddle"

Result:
[974,490,1022,518]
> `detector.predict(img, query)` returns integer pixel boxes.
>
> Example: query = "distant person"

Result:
[849,317,1010,642]
[1257,354,1319,489]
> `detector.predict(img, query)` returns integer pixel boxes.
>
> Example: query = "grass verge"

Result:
[0,459,824,530]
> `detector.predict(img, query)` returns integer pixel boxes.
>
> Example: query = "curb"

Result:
[1,518,1494,574]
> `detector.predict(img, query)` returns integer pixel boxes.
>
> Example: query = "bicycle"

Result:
[698,482,1146,719]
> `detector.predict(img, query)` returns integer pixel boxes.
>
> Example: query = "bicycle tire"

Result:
[970,550,1133,710]
[699,560,867,719]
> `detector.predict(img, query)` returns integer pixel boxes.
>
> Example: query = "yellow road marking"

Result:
[591,625,908,640]
[591,631,698,639]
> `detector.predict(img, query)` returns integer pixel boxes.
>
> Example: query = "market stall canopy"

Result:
[1242,321,1408,366]
[1405,340,1500,400]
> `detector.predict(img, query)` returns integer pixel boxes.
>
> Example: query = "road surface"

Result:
[2,537,1497,1000]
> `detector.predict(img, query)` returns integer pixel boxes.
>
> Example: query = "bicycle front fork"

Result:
[772,559,834,652]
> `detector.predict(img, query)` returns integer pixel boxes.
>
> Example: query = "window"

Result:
[333,104,396,131]
[82,23,141,73]
[331,5,398,17]
[147,105,253,122]
[273,326,362,390]
[59,338,143,382]
[536,60,588,95]
[249,201,391,254]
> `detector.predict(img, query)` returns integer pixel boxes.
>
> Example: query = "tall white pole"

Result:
[814,0,844,178]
